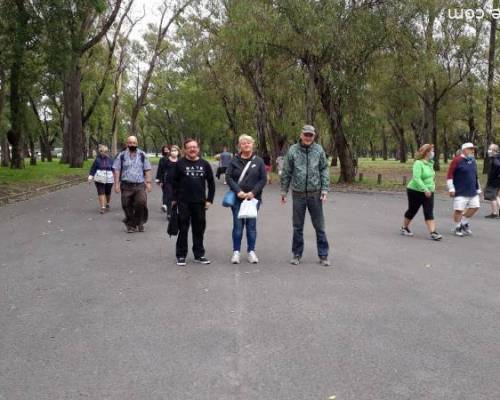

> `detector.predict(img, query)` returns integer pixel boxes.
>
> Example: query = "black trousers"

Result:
[162,183,173,216]
[404,188,434,221]
[176,202,206,258]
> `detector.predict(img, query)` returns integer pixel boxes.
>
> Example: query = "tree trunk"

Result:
[29,136,36,166]
[63,59,85,168]
[381,127,388,160]
[369,140,376,161]
[8,1,29,169]
[1,135,10,167]
[431,101,440,171]
[484,0,498,174]
[111,67,123,156]
[443,125,449,164]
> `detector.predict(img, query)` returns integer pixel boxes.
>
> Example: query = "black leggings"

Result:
[404,188,434,221]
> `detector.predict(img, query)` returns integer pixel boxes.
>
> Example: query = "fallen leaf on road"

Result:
[47,220,52,224]
[328,396,336,400]
[425,264,431,268]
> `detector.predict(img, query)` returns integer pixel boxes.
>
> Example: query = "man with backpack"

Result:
[113,136,152,233]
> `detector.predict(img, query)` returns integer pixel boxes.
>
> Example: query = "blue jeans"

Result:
[292,192,329,258]
[231,199,260,252]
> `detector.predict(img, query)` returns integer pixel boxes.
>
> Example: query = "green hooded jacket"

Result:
[280,141,330,195]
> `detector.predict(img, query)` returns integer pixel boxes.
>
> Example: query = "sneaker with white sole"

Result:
[231,251,241,264]
[461,223,472,235]
[176,257,187,266]
[161,205,167,212]
[429,231,442,241]
[454,226,464,237]
[247,251,259,264]
[400,227,413,236]
[319,256,331,267]
[194,256,211,264]
[290,255,301,265]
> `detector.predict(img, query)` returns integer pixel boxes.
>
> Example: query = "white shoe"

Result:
[161,205,167,212]
[231,251,241,264]
[247,251,259,264]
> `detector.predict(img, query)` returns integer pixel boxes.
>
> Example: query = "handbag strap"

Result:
[237,155,255,184]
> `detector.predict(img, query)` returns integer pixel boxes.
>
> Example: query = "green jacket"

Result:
[407,159,435,193]
[280,141,330,195]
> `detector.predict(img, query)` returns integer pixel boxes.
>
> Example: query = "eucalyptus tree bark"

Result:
[61,0,122,167]
[484,0,498,174]
[129,0,192,136]
[0,67,9,166]
[7,0,29,169]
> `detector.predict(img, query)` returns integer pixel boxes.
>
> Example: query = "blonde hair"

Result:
[98,144,109,154]
[170,145,181,153]
[238,134,255,144]
[415,144,433,160]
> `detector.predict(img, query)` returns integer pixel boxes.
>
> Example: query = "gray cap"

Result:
[301,124,316,134]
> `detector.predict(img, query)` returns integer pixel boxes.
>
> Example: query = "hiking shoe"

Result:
[231,251,241,264]
[319,256,331,267]
[429,231,443,241]
[290,255,301,265]
[137,225,145,232]
[484,213,499,219]
[454,226,464,237]
[99,208,105,214]
[248,251,259,264]
[106,204,110,209]
[194,257,211,264]
[126,225,136,233]
[461,223,472,236]
[400,227,414,236]
[176,257,187,266]
[161,205,167,212]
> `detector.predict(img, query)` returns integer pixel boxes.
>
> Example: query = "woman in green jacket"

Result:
[401,144,442,241]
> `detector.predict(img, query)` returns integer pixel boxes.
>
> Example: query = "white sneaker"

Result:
[161,205,167,212]
[231,251,241,264]
[247,251,259,264]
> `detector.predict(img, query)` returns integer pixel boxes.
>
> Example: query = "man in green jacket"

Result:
[280,125,331,266]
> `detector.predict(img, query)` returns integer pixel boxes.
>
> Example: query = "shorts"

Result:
[453,195,480,210]
[95,182,113,196]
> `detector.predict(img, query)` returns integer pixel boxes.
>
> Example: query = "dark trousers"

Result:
[121,183,148,227]
[216,166,227,179]
[162,183,173,216]
[404,188,434,221]
[292,192,329,258]
[176,202,206,258]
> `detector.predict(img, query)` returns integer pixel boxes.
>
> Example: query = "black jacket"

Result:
[487,155,500,188]
[226,153,267,200]
[156,157,177,185]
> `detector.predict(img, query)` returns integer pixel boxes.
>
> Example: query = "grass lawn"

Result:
[0,159,93,198]
[330,158,487,193]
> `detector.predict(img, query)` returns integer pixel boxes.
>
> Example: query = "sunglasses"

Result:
[303,132,315,137]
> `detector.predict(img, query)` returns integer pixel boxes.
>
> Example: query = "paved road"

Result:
[1,177,500,400]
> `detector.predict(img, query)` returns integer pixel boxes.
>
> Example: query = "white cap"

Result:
[461,142,475,150]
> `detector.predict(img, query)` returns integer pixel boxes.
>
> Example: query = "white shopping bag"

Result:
[238,198,259,219]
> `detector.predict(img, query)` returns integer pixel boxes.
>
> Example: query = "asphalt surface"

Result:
[1,176,500,400]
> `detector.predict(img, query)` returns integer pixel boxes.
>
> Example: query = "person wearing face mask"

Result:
[171,138,215,266]
[113,136,153,233]
[446,142,481,236]
[88,144,114,214]
[156,145,180,218]
[280,125,331,267]
[484,144,500,218]
[401,144,442,240]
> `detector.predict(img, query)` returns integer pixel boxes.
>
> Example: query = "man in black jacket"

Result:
[172,138,215,266]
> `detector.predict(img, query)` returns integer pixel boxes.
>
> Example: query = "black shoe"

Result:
[194,256,211,264]
[105,204,110,209]
[126,225,136,233]
[429,231,442,241]
[176,257,187,266]
[484,213,499,219]
[137,225,145,232]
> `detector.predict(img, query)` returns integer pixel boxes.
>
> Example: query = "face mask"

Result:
[428,151,435,160]
[128,146,137,152]
[466,154,475,161]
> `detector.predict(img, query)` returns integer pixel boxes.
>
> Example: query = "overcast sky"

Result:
[129,0,174,42]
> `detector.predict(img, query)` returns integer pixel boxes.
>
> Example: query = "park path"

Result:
[1,176,500,400]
